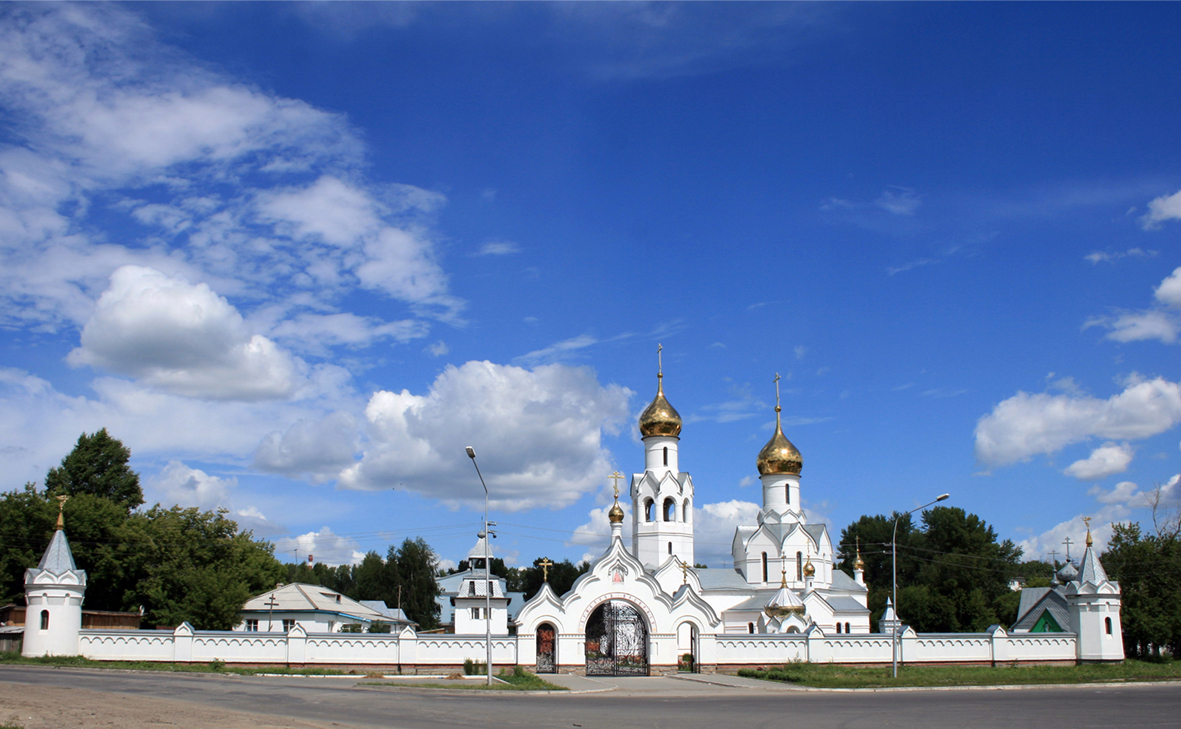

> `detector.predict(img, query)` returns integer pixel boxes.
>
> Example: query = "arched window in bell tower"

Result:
[644,498,654,522]
[663,447,668,466]
[663,497,675,522]
[786,484,790,504]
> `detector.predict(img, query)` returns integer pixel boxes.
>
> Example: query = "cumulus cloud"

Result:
[571,501,634,563]
[275,527,365,567]
[1086,266,1181,345]
[68,266,300,400]
[149,459,236,510]
[338,361,632,511]
[975,376,1181,467]
[694,500,761,567]
[1140,189,1181,230]
[476,240,521,256]
[254,411,359,483]
[1018,506,1125,562]
[1063,442,1134,481]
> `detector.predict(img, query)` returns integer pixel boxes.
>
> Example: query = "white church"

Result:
[18,360,1125,674]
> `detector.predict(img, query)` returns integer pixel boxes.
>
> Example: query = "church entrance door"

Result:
[536,623,556,673]
[584,601,648,676]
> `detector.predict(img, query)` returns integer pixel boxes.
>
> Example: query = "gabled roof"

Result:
[242,583,388,622]
[37,530,78,574]
[1012,586,1070,632]
[456,575,506,599]
[829,569,866,592]
[695,568,751,591]
[824,595,867,613]
[468,535,493,561]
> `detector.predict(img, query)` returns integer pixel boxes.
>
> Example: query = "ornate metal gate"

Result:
[536,624,556,673]
[584,601,648,676]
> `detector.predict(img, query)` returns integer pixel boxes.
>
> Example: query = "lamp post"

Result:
[892,492,949,679]
[466,446,493,686]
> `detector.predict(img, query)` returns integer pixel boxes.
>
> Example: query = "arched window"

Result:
[663,447,668,467]
[1105,617,1113,635]
[761,552,768,582]
[846,622,852,634]
[663,497,676,522]
[40,609,49,630]
[835,623,841,634]
[796,552,803,581]
[644,498,654,522]
[748,622,755,634]
[668,542,673,555]
[786,484,790,505]
[683,500,690,522]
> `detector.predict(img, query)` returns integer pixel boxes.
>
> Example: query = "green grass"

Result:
[0,651,346,676]
[363,666,567,691]
[736,659,1181,689]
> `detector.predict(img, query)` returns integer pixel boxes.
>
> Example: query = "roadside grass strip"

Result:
[363,666,567,691]
[0,651,347,676]
[737,659,1181,689]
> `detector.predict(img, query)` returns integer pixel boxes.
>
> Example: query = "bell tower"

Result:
[631,345,694,568]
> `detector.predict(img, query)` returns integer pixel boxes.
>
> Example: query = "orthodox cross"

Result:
[609,471,624,500]
[657,343,663,376]
[680,559,690,585]
[55,494,69,530]
[774,372,781,409]
[780,551,788,587]
[539,558,554,582]
[264,595,279,632]
[1082,515,1093,546]
[1062,537,1074,561]
[1047,549,1059,567]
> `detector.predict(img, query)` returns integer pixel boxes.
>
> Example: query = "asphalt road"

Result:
[3,666,1180,729]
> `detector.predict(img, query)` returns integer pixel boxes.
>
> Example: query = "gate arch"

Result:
[535,623,557,673]
[584,600,649,676]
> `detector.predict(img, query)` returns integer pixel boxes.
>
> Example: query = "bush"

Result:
[367,621,391,633]
[463,657,486,675]
[340,623,363,633]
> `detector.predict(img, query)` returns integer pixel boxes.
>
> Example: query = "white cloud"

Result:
[425,340,449,357]
[1088,480,1141,505]
[275,527,365,567]
[255,411,359,483]
[874,187,921,215]
[571,502,634,563]
[68,266,300,401]
[476,240,521,256]
[338,361,632,511]
[149,459,235,511]
[1018,506,1125,562]
[1063,442,1134,481]
[694,500,761,567]
[975,376,1181,467]
[515,334,600,365]
[233,506,287,537]
[1155,266,1181,308]
[1140,189,1181,230]
[1084,248,1157,264]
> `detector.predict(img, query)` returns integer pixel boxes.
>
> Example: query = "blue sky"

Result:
[2,2,1180,571]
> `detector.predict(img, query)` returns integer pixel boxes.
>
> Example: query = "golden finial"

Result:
[1083,516,1093,547]
[854,537,865,570]
[756,372,802,476]
[780,552,788,588]
[55,494,69,531]
[608,471,625,524]
[539,558,554,582]
[609,471,623,500]
[657,343,663,382]
[680,559,690,585]
[774,372,782,414]
[803,549,815,578]
[638,344,682,437]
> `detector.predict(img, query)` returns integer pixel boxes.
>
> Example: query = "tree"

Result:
[838,506,1022,633]
[45,429,144,512]
[515,557,590,601]
[1103,521,1181,658]
[386,538,441,630]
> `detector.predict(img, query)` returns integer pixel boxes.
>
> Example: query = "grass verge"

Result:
[0,651,345,676]
[363,666,567,691]
[736,659,1181,689]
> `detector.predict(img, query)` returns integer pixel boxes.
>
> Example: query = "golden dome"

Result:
[853,538,865,570]
[608,502,625,524]
[756,406,802,476]
[639,373,682,438]
[803,556,815,578]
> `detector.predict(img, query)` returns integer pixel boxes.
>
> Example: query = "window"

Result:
[283,619,295,632]
[668,542,673,555]
[469,582,477,597]
[761,552,768,582]
[748,623,755,634]
[663,446,668,466]
[683,501,689,522]
[245,619,258,632]
[846,622,851,634]
[835,623,841,634]
[1105,617,1113,635]
[663,497,675,522]
[471,607,480,619]
[644,498,655,522]
[786,484,790,504]
[796,552,803,581]
[40,610,49,631]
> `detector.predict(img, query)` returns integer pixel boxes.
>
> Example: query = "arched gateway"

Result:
[585,600,648,676]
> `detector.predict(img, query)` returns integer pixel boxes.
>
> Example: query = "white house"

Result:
[237,583,412,633]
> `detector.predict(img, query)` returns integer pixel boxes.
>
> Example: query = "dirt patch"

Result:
[0,682,344,729]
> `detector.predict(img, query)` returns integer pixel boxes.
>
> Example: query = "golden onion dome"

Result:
[803,556,815,578]
[756,406,802,476]
[853,538,865,570]
[608,501,625,524]
[638,373,682,438]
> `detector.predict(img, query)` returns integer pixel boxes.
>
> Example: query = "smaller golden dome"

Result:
[853,538,865,570]
[756,407,802,476]
[803,556,815,578]
[639,374,682,438]
[608,502,625,524]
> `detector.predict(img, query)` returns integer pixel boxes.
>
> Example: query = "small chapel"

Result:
[511,354,871,674]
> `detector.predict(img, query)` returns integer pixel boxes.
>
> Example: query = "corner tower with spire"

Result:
[22,495,87,657]
[631,344,694,568]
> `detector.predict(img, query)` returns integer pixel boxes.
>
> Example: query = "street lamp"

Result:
[892,492,949,679]
[466,446,494,686]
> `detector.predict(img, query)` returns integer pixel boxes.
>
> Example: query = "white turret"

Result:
[632,345,694,568]
[23,497,87,657]
[1065,522,1123,662]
